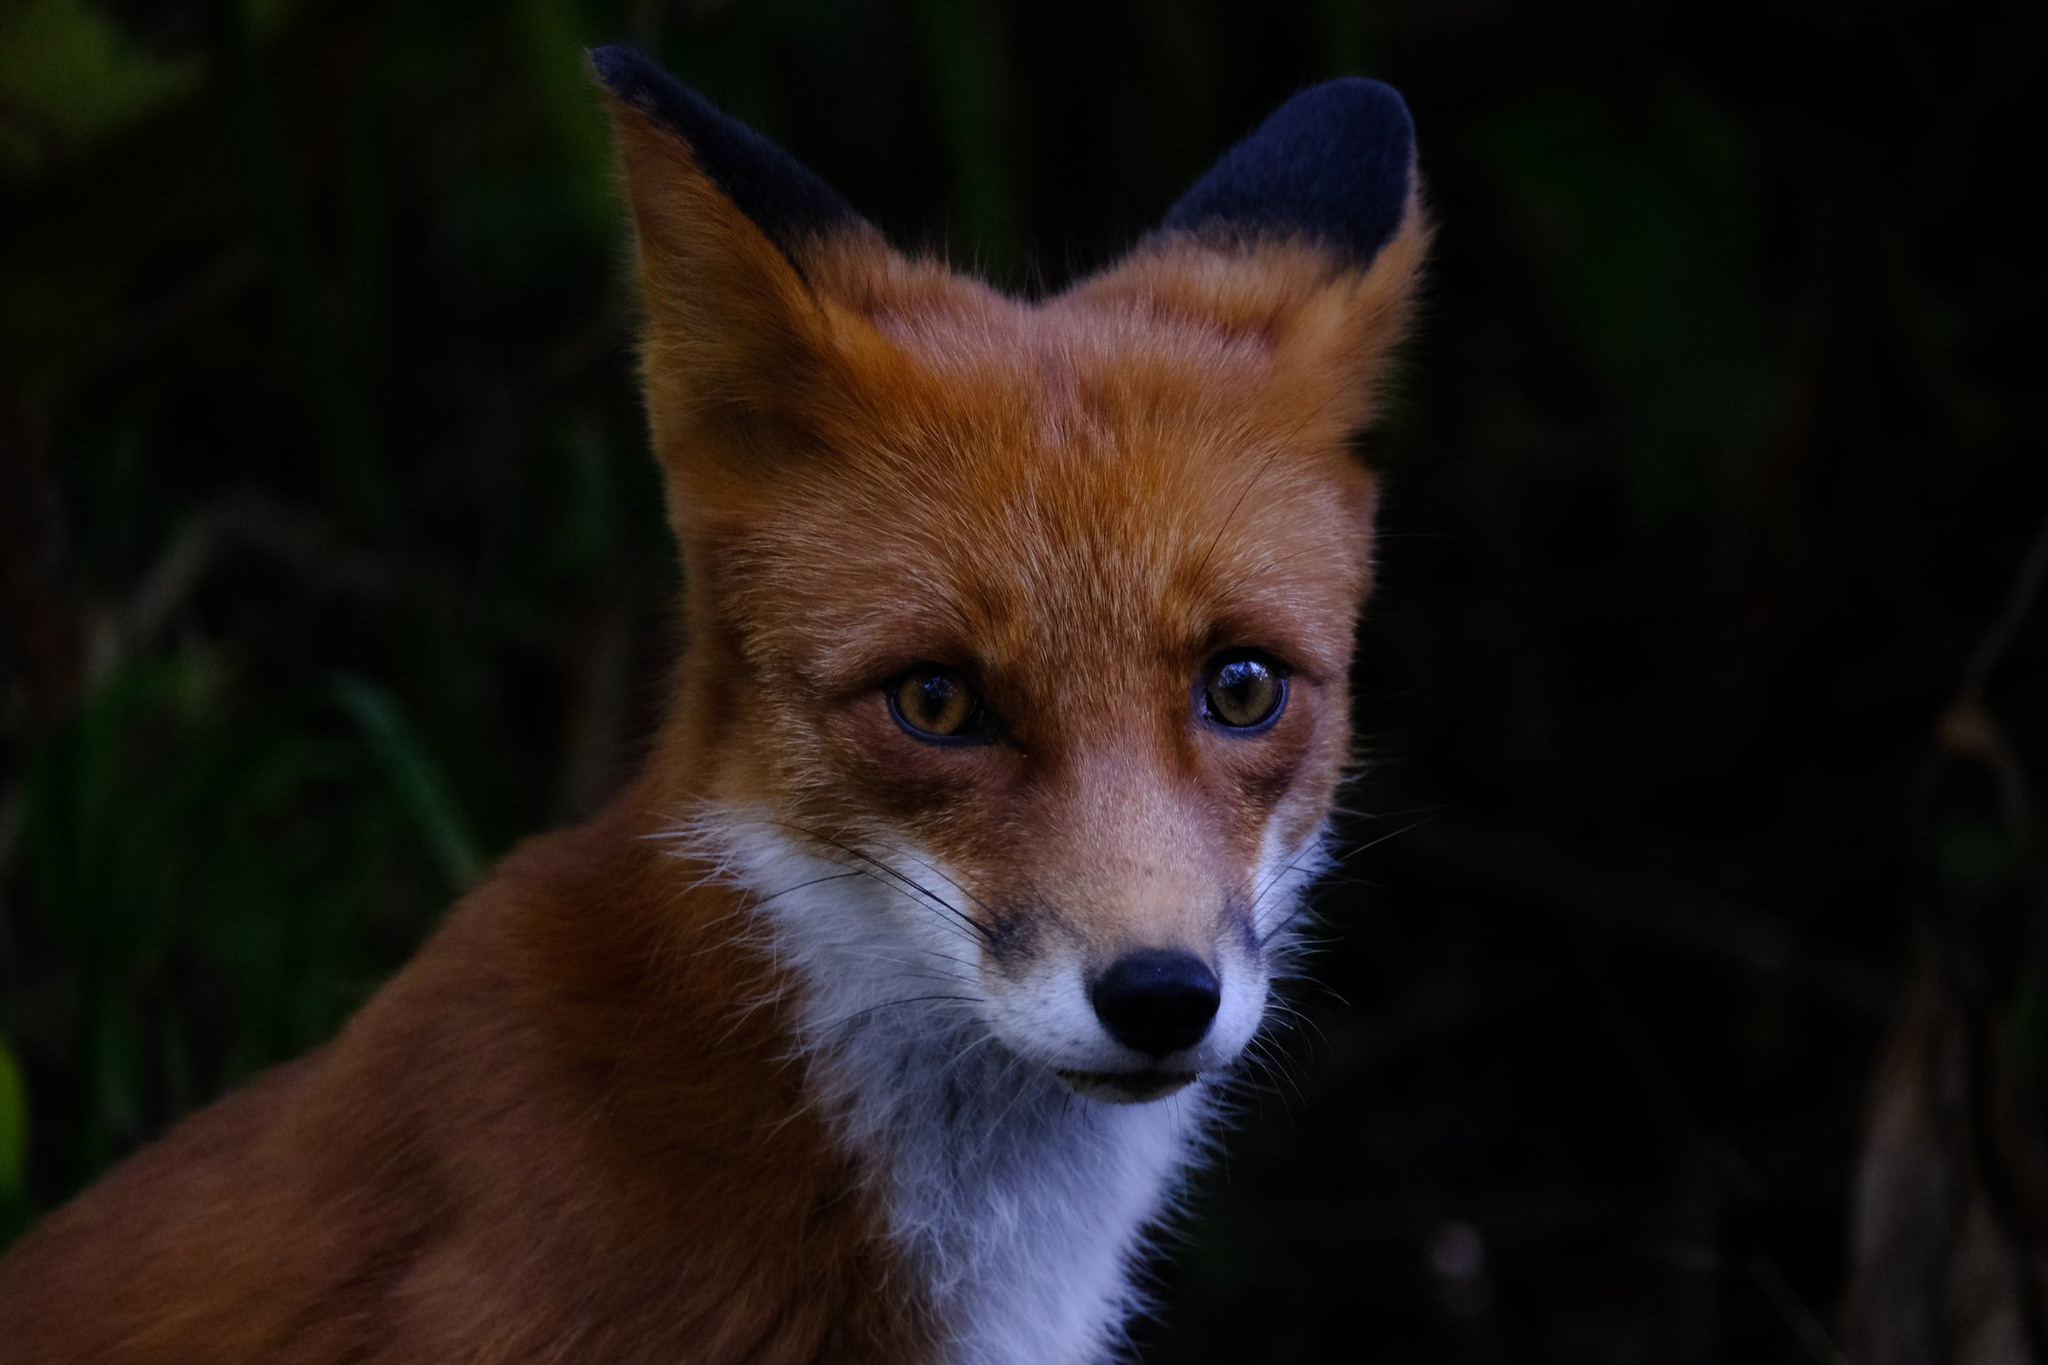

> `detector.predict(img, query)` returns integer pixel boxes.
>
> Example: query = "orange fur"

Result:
[0,71,1428,1364]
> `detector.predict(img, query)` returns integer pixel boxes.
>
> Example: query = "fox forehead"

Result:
[716,300,1376,697]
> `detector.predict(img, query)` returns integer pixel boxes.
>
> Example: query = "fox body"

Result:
[0,48,1427,1365]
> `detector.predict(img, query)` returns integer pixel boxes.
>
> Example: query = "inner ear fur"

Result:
[599,87,1007,523]
[1069,201,1430,447]
[603,98,872,456]
[1067,75,1430,443]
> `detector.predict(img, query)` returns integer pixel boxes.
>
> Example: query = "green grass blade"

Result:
[326,678,483,893]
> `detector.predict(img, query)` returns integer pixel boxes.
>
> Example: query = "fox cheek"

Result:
[1210,698,1323,824]
[979,902,1050,976]
[1236,755,1304,816]
[796,699,982,816]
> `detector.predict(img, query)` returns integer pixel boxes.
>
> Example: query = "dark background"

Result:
[3,1,2045,1360]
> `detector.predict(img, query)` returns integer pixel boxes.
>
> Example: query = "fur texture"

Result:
[0,49,1429,1364]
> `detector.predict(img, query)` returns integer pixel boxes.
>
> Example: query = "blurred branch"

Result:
[1956,506,2048,708]
[1940,504,2048,836]
[1842,498,2048,1365]
[87,490,413,698]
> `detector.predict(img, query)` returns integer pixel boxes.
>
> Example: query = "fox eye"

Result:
[1200,652,1288,732]
[888,667,989,744]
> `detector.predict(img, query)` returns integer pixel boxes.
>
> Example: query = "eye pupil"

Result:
[1216,661,1259,707]
[915,674,956,725]
[1203,654,1284,729]
[891,667,981,741]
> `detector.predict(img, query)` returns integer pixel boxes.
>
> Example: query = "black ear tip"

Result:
[588,45,716,135]
[1162,76,1419,269]
[1286,76,1413,131]
[587,44,861,260]
[588,44,660,106]
[1282,77,1416,162]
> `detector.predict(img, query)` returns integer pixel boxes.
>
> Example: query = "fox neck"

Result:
[803,966,1202,1365]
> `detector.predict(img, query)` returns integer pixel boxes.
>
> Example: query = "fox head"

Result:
[595,49,1426,1105]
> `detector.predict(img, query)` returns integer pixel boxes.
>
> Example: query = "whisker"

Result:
[750,869,867,908]
[889,847,999,919]
[1329,810,1442,863]
[813,943,980,982]
[824,994,982,1032]
[776,851,990,953]
[1257,812,1438,948]
[769,820,995,946]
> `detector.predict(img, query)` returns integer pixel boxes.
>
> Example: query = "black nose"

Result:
[1090,950,1221,1058]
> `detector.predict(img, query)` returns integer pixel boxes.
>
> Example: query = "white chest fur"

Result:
[831,1009,1205,1364]
[685,815,1215,1364]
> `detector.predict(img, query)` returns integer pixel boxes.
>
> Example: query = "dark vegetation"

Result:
[3,1,2044,1360]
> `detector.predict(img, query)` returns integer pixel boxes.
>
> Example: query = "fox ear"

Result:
[1073,78,1429,444]
[1161,78,1418,270]
[590,46,906,495]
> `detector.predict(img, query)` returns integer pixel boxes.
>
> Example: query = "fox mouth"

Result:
[1055,1068,1199,1104]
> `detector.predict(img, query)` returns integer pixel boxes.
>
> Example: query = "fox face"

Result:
[702,302,1377,1102]
[597,50,1426,1108]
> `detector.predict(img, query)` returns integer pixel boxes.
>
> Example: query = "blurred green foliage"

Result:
[0,0,203,170]
[0,0,674,1248]
[0,1034,24,1236]
[1,0,2043,1360]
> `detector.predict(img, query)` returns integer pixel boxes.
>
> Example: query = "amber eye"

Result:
[888,667,987,743]
[1201,652,1287,731]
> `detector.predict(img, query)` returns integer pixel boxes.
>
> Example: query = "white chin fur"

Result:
[665,805,1329,1365]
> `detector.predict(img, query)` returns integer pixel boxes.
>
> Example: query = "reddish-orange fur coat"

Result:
[0,760,935,1362]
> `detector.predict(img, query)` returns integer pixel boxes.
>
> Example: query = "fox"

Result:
[0,45,1427,1365]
